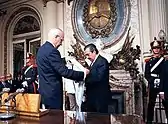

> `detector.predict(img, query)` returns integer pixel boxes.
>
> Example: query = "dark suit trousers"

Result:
[147,88,168,122]
[86,100,108,113]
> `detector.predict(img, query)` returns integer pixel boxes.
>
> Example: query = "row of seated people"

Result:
[0,73,38,94]
[0,73,20,93]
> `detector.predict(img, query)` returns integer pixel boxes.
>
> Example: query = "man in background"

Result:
[0,75,12,93]
[145,38,168,123]
[5,73,18,93]
[64,60,78,111]
[21,53,38,93]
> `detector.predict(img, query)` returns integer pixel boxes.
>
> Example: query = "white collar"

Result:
[48,40,56,48]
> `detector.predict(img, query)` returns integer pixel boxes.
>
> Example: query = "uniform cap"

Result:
[150,37,162,49]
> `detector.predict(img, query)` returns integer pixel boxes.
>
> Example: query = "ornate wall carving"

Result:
[13,16,40,35]
[109,28,141,79]
[71,0,131,48]
[82,0,117,39]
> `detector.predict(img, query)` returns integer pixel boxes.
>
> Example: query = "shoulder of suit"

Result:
[99,54,106,60]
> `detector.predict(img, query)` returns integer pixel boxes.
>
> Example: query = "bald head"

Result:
[48,28,64,48]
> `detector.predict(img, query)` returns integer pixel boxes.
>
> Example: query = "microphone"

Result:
[4,88,24,103]
[0,88,10,96]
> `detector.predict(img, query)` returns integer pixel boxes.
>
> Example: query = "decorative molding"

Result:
[42,0,64,6]
[67,0,73,5]
[109,70,135,114]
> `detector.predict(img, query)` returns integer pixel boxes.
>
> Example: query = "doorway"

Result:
[13,37,40,79]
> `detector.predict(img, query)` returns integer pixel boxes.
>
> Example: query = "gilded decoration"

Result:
[72,0,131,47]
[83,0,117,39]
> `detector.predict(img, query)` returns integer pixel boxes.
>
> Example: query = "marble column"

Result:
[56,2,65,56]
[148,0,167,41]
[46,0,57,35]
[138,0,150,55]
[43,0,65,56]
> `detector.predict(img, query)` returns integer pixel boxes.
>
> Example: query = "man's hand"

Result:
[159,92,164,100]
[85,68,90,75]
[16,88,24,93]
[22,81,28,87]
[83,68,90,80]
[2,88,10,92]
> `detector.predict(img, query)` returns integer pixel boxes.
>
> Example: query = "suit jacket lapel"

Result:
[90,55,101,69]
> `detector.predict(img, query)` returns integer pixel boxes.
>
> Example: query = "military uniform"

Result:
[145,38,168,123]
[21,64,38,93]
[21,53,38,94]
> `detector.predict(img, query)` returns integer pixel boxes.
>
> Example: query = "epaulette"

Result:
[144,57,152,63]
[164,55,168,60]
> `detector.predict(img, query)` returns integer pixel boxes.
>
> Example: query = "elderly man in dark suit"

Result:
[36,28,89,109]
[84,43,111,113]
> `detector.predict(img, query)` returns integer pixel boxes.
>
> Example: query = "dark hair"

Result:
[84,43,99,54]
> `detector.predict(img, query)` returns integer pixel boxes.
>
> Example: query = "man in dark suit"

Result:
[5,73,19,93]
[0,75,12,93]
[36,28,89,109]
[84,43,111,113]
[145,38,168,123]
